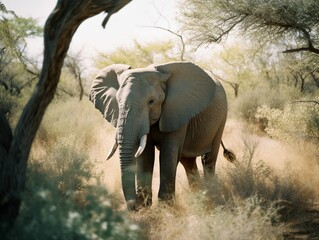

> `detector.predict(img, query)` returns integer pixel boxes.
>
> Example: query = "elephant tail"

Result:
[221,141,236,163]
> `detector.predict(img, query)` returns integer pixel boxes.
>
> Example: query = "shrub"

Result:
[256,101,319,143]
[7,142,141,240]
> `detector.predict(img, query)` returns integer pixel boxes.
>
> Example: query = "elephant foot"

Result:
[137,187,152,208]
[158,191,175,202]
[126,199,139,211]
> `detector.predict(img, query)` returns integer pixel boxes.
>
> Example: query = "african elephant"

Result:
[89,62,235,210]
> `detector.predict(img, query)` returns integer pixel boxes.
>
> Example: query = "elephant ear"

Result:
[155,62,216,132]
[89,64,131,127]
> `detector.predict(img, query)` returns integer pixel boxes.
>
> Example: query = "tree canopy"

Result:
[0,6,42,99]
[179,0,319,54]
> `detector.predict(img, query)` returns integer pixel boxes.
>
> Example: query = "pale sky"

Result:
[2,0,179,58]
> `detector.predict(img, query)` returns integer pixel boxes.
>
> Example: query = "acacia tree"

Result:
[0,0,130,231]
[95,40,180,68]
[179,0,319,54]
[0,5,42,97]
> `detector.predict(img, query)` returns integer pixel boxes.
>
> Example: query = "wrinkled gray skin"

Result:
[90,62,230,211]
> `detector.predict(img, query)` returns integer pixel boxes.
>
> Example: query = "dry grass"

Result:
[86,116,318,239]
[26,99,319,239]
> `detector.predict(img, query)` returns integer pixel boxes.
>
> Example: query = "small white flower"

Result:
[38,190,49,199]
[101,221,108,230]
[129,224,139,231]
[68,211,80,221]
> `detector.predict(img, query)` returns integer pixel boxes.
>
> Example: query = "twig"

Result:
[290,100,319,105]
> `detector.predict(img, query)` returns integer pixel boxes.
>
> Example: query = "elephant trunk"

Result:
[118,142,137,210]
[117,102,150,210]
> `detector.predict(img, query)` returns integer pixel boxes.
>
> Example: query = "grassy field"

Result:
[6,97,319,239]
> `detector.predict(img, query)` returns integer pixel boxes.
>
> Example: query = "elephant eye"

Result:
[148,99,155,105]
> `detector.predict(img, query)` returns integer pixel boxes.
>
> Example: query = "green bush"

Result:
[256,100,319,143]
[7,142,141,240]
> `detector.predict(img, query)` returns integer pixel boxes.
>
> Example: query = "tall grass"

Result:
[141,196,284,240]
[9,95,317,239]
[133,132,318,240]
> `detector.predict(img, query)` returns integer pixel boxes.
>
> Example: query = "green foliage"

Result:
[179,0,319,100]
[2,96,141,239]
[6,142,141,240]
[0,4,41,106]
[178,0,319,53]
[0,8,42,49]
[95,40,180,68]
[256,100,319,143]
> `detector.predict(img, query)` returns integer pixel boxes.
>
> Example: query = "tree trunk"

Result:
[0,0,130,232]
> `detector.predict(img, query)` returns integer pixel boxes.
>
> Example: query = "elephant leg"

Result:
[179,157,200,189]
[136,138,155,208]
[158,127,187,202]
[201,125,224,179]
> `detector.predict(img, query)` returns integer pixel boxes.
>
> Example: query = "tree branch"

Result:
[283,46,319,54]
[142,26,186,61]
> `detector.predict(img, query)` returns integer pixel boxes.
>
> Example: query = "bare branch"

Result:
[283,46,319,54]
[142,26,186,61]
[208,70,239,97]
[290,100,319,105]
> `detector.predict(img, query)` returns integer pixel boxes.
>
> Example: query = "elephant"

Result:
[89,61,235,211]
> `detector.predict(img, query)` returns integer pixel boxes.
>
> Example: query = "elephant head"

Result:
[90,62,216,210]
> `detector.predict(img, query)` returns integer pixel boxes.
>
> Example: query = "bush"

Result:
[233,86,296,128]
[7,142,141,240]
[256,100,319,143]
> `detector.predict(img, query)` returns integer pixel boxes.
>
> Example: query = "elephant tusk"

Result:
[135,134,147,158]
[106,139,118,160]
